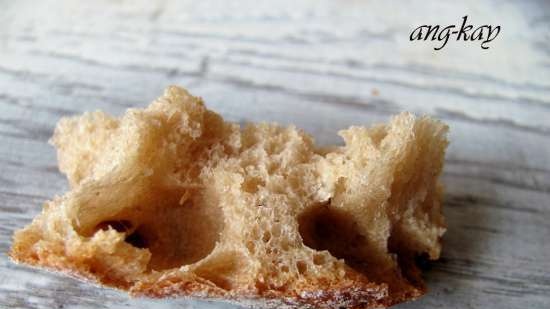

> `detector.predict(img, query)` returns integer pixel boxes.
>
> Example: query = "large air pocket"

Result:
[74,181,224,271]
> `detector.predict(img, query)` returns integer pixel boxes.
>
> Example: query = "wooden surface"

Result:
[1,0,549,308]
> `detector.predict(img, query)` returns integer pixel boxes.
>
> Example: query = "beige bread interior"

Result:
[10,86,448,309]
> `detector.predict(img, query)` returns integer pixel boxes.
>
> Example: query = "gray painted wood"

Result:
[1,0,549,308]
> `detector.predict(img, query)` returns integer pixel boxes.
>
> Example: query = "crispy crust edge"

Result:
[9,251,425,309]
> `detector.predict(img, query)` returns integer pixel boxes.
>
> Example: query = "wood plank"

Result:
[0,0,549,308]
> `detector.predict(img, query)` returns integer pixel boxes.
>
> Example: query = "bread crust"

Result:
[8,258,405,309]
[10,86,448,308]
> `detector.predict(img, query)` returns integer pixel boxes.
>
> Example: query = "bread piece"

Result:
[10,86,448,308]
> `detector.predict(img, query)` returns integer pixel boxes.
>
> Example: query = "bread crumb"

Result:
[10,86,448,308]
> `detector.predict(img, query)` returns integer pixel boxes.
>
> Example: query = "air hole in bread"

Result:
[298,202,368,267]
[142,197,224,271]
[81,189,224,272]
[241,176,265,194]
[262,231,272,243]
[296,261,307,274]
[124,227,149,249]
[246,241,256,254]
[312,254,325,265]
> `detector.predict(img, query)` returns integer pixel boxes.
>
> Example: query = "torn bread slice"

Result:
[10,86,448,309]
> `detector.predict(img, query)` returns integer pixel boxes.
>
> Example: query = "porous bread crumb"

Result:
[10,86,448,308]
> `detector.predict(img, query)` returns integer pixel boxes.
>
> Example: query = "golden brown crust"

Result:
[10,86,448,308]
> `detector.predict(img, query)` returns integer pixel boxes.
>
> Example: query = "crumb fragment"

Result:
[10,86,448,308]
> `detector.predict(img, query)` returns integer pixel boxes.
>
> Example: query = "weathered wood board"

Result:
[0,1,549,308]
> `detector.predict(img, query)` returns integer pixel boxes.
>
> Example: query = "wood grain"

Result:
[1,0,549,308]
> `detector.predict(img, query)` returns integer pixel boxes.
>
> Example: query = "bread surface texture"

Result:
[10,86,448,309]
